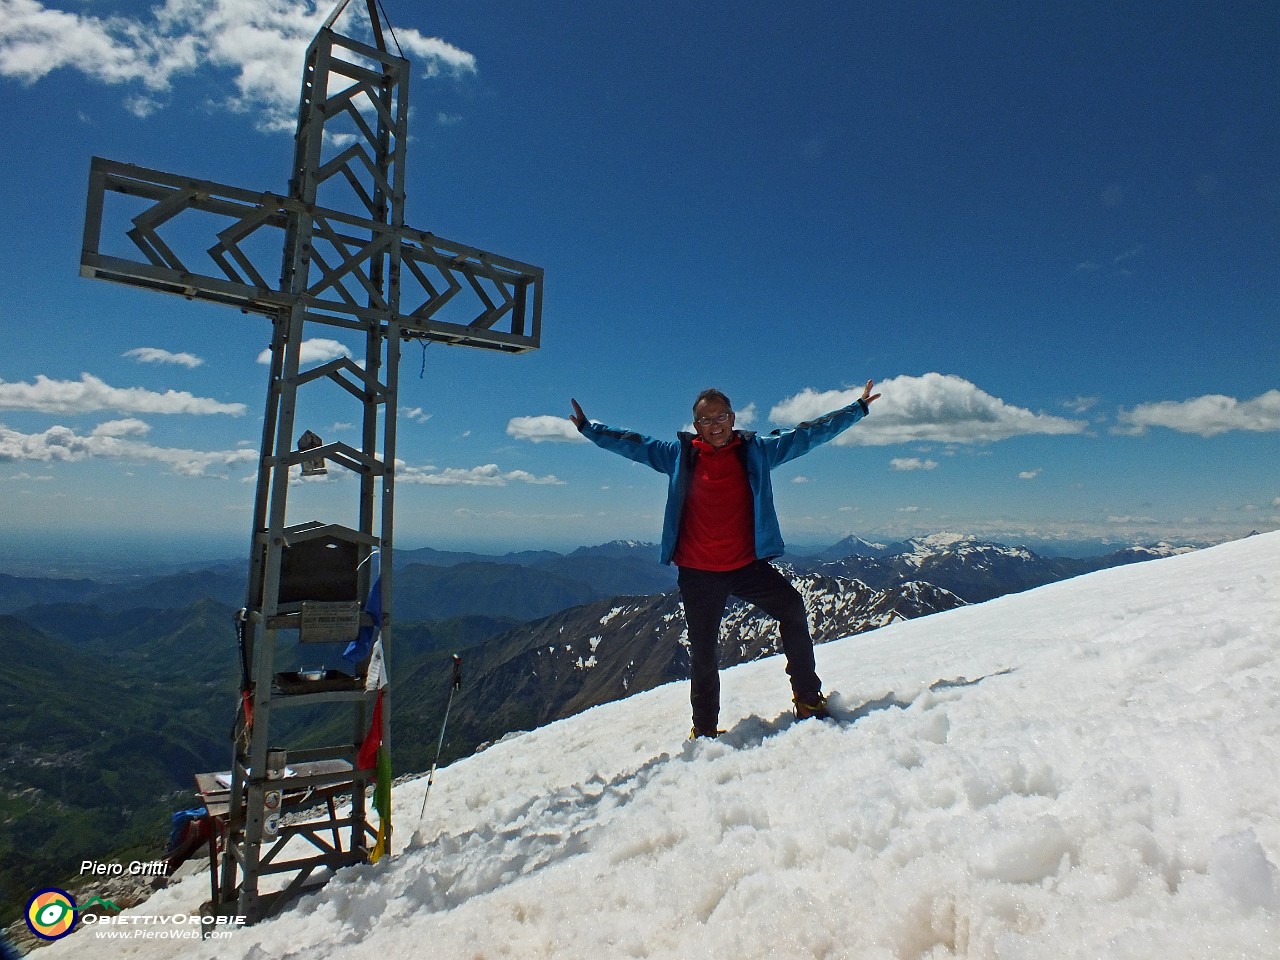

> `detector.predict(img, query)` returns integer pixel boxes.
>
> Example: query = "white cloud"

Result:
[507,415,587,444]
[0,373,246,415]
[0,0,165,88]
[1019,469,1042,480]
[92,418,151,438]
[395,461,564,486]
[1113,390,1280,438]
[396,27,477,76]
[791,475,810,484]
[1063,396,1099,414]
[124,93,164,117]
[770,373,1088,446]
[256,338,352,366]
[400,406,432,425]
[124,346,204,368]
[0,421,258,476]
[0,0,478,131]
[890,457,938,472]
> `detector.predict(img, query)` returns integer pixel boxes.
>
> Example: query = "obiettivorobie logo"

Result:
[25,889,119,941]
[25,886,244,943]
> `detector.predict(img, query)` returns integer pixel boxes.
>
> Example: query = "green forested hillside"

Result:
[0,610,237,925]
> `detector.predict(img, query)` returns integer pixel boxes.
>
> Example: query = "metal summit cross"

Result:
[80,0,542,923]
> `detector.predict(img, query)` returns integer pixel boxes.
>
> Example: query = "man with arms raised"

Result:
[569,381,880,738]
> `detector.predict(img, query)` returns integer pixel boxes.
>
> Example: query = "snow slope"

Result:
[50,532,1280,959]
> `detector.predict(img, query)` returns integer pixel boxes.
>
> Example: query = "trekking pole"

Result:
[233,608,253,747]
[418,654,463,822]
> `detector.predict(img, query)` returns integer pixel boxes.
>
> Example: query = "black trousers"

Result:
[677,559,821,730]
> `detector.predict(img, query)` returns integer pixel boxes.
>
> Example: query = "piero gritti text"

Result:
[80,859,170,877]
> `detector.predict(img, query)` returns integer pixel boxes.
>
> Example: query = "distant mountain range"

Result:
[0,533,1199,619]
[792,532,1197,603]
[0,540,678,620]
[392,544,677,622]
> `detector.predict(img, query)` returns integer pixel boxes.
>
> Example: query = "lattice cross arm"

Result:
[82,157,543,350]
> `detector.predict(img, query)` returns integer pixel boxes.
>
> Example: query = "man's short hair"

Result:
[693,388,732,414]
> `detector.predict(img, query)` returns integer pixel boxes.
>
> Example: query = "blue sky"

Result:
[0,0,1276,556]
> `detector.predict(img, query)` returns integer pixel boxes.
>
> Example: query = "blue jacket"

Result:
[578,399,870,565]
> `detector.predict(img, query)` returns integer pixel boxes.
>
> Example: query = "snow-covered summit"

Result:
[906,530,1026,552]
[896,532,1036,569]
[567,539,660,557]
[908,530,977,551]
[1120,541,1199,560]
[51,532,1280,960]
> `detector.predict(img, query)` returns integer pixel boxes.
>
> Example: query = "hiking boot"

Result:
[793,693,830,720]
[689,726,725,740]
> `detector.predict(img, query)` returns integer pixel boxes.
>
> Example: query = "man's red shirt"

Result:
[672,435,756,571]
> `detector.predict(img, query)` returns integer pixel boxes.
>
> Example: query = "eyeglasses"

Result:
[694,412,732,426]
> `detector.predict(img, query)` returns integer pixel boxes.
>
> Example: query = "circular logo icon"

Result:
[26,888,78,941]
